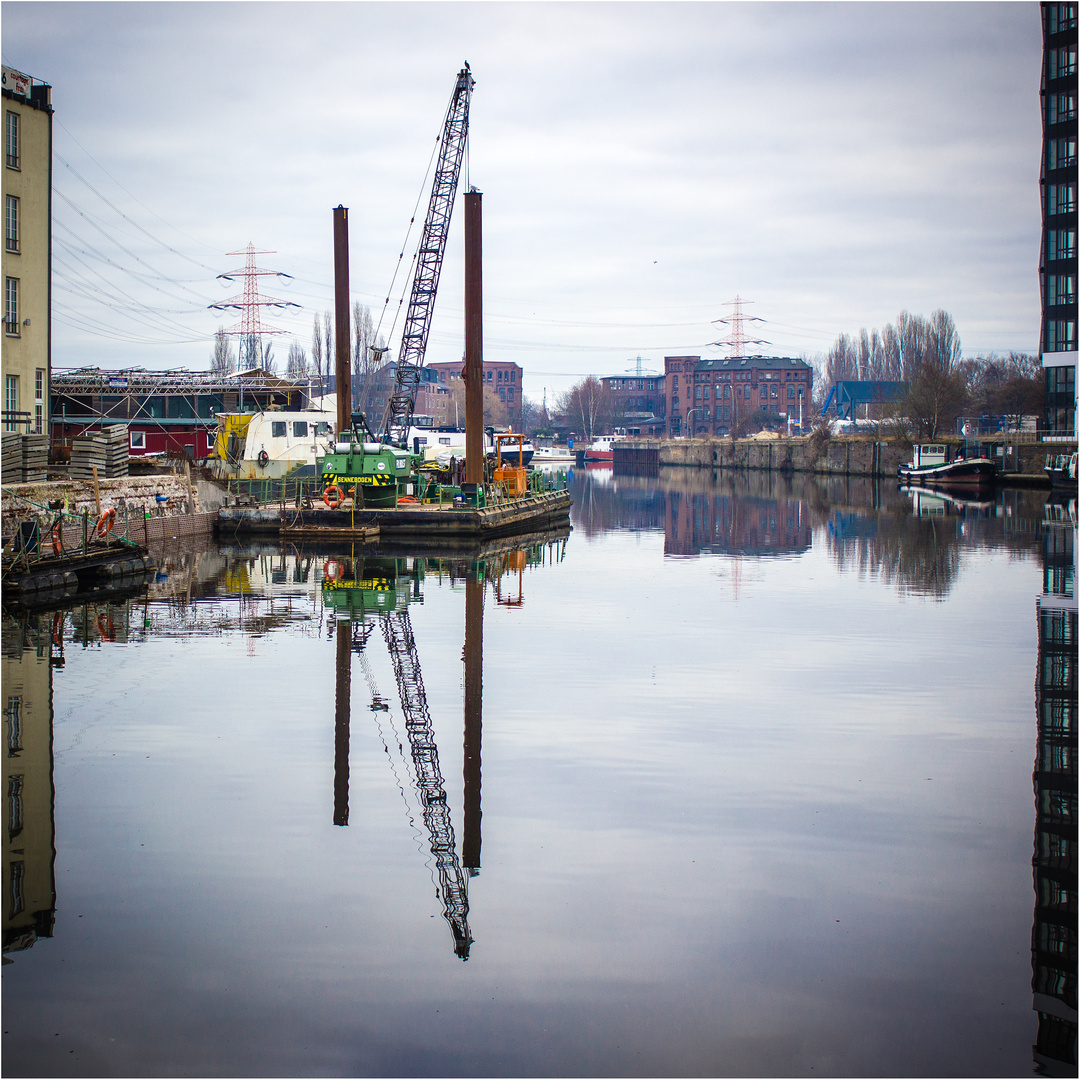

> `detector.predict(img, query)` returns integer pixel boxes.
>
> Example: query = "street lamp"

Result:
[686,406,703,438]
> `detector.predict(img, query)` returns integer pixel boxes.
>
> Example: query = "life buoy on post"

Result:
[323,559,341,582]
[323,484,343,509]
[51,519,63,556]
[257,449,270,468]
[93,507,117,539]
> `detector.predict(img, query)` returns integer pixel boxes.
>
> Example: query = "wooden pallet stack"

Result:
[102,424,129,477]
[21,435,48,482]
[2,432,22,482]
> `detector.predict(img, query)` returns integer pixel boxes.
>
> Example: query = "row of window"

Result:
[1047,230,1077,263]
[1048,4,1077,34]
[1047,138,1077,172]
[1049,45,1077,80]
[3,369,45,432]
[269,420,332,439]
[1045,320,1077,352]
[1045,274,1077,307]
[1047,183,1077,217]
[607,379,658,391]
[1048,92,1078,125]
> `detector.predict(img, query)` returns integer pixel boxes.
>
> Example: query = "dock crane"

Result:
[320,65,474,504]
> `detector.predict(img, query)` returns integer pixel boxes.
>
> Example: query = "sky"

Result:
[2,1,1044,401]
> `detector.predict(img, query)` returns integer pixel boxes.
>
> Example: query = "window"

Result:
[1048,182,1077,216]
[1049,230,1077,262]
[1051,45,1078,79]
[507,387,514,403]
[5,111,18,170]
[4,195,17,253]
[33,367,43,434]
[292,421,308,438]
[1049,138,1077,170]
[1047,274,1077,306]
[1046,320,1077,351]
[271,421,287,438]
[4,374,17,431]
[315,422,330,436]
[4,276,17,335]
[130,430,146,449]
[510,370,515,382]
[787,385,795,400]
[1050,92,1078,124]
[1050,4,1078,32]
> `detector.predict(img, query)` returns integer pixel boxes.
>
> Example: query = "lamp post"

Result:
[686,407,703,439]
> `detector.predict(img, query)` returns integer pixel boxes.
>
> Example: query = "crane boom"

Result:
[381,609,473,959]
[381,65,475,448]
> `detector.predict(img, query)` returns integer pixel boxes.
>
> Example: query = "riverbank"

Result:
[614,434,1072,485]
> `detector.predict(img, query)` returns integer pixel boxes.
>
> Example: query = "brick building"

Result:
[425,360,523,429]
[665,355,813,437]
[600,370,665,435]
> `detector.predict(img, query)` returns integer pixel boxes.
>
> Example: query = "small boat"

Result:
[1044,451,1077,490]
[897,443,997,489]
[531,444,575,464]
[583,431,627,462]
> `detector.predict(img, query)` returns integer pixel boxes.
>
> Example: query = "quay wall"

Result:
[616,437,1064,483]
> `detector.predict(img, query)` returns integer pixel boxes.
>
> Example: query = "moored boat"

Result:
[897,443,998,489]
[583,430,627,462]
[1044,451,1077,489]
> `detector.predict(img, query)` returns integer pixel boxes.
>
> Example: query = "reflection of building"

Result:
[1032,500,1077,1074]
[2,65,52,435]
[664,489,811,558]
[2,617,56,959]
[1040,2,1078,436]
[665,355,813,437]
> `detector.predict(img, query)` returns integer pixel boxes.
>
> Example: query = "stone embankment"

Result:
[615,435,1065,484]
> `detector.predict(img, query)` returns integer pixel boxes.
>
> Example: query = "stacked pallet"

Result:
[1,432,21,482]
[69,433,108,481]
[102,424,129,477]
[21,434,48,482]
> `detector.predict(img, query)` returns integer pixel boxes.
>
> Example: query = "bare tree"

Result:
[311,313,325,395]
[351,302,387,416]
[286,339,308,380]
[210,328,234,376]
[556,377,612,441]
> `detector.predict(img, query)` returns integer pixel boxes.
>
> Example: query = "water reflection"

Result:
[572,465,1046,597]
[1032,496,1077,1075]
[1,614,57,963]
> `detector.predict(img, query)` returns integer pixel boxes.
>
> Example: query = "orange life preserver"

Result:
[398,495,418,504]
[94,507,117,539]
[323,484,343,509]
[257,449,270,468]
[51,519,63,556]
[323,559,341,582]
[97,612,116,642]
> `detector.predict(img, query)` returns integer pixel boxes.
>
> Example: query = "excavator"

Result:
[319,65,475,509]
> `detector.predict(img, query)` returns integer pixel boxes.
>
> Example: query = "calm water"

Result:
[2,467,1075,1078]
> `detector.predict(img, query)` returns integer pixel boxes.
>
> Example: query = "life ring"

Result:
[323,559,341,581]
[97,612,116,642]
[257,449,270,468]
[398,495,418,504]
[51,519,63,556]
[323,484,343,509]
[93,507,116,539]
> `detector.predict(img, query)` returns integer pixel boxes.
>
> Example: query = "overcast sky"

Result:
[3,1,1043,399]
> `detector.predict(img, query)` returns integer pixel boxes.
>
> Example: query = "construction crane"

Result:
[380,64,475,448]
[381,608,473,959]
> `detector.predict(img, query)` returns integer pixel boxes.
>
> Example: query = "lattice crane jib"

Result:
[381,609,473,959]
[381,65,474,448]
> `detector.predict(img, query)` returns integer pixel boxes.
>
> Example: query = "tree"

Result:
[311,313,325,395]
[351,302,388,417]
[286,339,308,380]
[210,328,234,376]
[556,377,612,441]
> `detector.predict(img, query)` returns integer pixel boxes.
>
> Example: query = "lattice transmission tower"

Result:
[209,243,300,367]
[711,294,769,357]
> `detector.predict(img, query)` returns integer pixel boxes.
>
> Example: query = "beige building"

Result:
[2,65,52,435]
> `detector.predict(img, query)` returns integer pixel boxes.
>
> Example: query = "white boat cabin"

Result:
[911,444,947,468]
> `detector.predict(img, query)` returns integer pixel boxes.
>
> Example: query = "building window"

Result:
[4,276,18,335]
[1051,45,1078,79]
[1050,4,1078,33]
[5,111,18,170]
[1047,274,1078,307]
[4,375,17,431]
[1048,230,1077,262]
[1049,138,1078,171]
[1048,183,1077,216]
[4,195,17,253]
[1050,92,1078,124]
[130,430,146,450]
[1046,320,1078,352]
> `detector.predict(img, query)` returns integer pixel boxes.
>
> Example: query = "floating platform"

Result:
[220,490,572,542]
[2,539,155,609]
